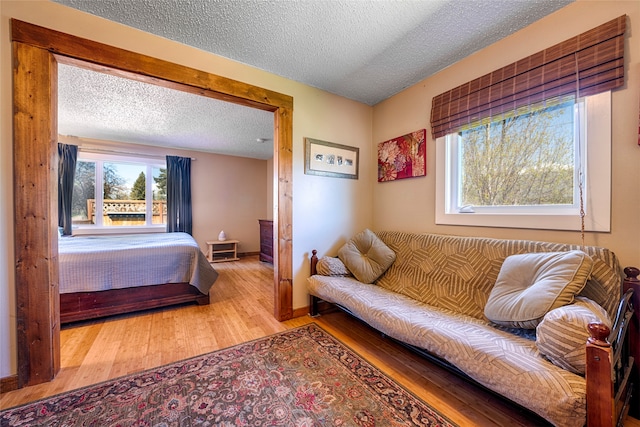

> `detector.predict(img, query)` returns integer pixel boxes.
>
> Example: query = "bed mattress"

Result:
[58,232,218,295]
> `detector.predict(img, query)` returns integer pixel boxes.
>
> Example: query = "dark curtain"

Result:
[166,155,192,235]
[57,143,78,236]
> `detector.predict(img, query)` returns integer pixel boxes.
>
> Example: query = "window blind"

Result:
[430,15,626,139]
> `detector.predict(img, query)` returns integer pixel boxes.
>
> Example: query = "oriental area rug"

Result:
[0,323,457,427]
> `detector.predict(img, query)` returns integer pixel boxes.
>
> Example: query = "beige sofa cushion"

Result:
[484,251,593,329]
[307,273,589,427]
[338,229,395,284]
[536,297,611,375]
[374,231,621,321]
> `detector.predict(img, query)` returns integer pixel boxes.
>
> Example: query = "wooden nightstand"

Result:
[206,240,240,263]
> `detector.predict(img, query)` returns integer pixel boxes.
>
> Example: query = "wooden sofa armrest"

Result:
[310,249,319,276]
[309,249,321,316]
[586,322,616,427]
[586,266,638,427]
[623,266,640,419]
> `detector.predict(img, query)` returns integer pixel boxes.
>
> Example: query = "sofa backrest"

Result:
[375,231,622,321]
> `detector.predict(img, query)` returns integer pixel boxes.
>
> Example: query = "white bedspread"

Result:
[58,232,218,295]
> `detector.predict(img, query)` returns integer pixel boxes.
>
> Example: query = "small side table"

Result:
[206,239,240,263]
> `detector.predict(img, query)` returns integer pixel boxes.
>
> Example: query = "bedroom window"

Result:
[436,91,611,231]
[72,152,167,231]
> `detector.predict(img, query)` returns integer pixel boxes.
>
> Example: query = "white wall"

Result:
[0,1,373,379]
[372,0,640,271]
[190,150,268,254]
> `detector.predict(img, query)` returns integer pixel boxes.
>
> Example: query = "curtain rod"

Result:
[78,146,196,161]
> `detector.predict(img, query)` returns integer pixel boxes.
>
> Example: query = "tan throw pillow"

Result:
[484,250,593,329]
[338,229,395,284]
[316,256,352,277]
[536,297,611,375]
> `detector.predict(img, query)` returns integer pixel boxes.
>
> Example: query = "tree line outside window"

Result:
[456,99,576,209]
[71,159,167,226]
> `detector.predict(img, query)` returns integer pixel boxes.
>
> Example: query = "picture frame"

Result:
[377,129,426,182]
[304,137,359,179]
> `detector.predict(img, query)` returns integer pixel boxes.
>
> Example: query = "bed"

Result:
[58,232,218,324]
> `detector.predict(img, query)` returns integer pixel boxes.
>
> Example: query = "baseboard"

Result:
[292,301,337,319]
[292,306,310,318]
[0,374,18,394]
[238,251,259,258]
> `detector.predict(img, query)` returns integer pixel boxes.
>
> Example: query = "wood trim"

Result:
[13,40,60,387]
[0,375,19,394]
[274,106,293,321]
[238,251,260,258]
[292,306,310,319]
[11,21,293,112]
[292,301,337,319]
[11,18,293,387]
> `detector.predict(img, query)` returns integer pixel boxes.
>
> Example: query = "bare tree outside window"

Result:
[72,161,128,222]
[458,100,574,207]
[72,160,96,221]
[103,162,132,200]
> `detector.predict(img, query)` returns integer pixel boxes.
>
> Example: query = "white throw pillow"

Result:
[484,251,593,329]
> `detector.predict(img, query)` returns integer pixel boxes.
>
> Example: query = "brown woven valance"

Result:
[430,15,626,139]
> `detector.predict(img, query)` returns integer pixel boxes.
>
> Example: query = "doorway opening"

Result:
[12,19,293,387]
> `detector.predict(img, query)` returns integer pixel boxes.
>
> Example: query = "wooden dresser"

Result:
[258,219,273,264]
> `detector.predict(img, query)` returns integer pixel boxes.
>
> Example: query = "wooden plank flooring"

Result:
[1,256,638,426]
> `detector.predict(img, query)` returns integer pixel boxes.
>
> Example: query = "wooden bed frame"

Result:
[60,283,210,324]
[310,251,639,427]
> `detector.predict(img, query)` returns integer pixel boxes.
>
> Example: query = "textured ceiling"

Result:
[54,0,573,158]
[58,64,275,159]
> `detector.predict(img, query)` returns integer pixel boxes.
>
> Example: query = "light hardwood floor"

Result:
[1,256,638,426]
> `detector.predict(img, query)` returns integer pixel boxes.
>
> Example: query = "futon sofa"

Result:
[307,230,636,427]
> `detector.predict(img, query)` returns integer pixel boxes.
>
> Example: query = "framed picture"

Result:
[377,129,426,182]
[304,138,359,179]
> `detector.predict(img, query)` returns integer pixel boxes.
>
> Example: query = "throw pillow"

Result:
[536,297,611,375]
[316,256,352,277]
[484,250,593,329]
[338,229,396,284]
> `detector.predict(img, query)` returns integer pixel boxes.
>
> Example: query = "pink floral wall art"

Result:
[378,129,426,182]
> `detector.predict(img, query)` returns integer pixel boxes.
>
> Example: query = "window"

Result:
[429,17,624,232]
[436,91,611,231]
[72,152,167,233]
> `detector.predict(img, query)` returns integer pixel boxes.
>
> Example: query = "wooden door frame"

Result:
[11,19,293,388]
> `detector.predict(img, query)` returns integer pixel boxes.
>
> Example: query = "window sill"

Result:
[70,226,166,236]
[435,211,609,232]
